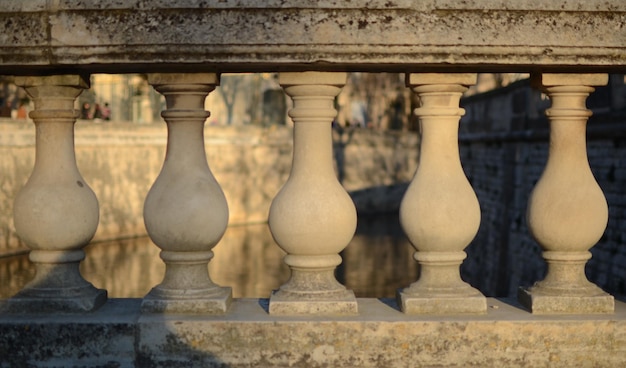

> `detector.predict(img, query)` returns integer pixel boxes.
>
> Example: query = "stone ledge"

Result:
[0,1,624,73]
[1,298,625,367]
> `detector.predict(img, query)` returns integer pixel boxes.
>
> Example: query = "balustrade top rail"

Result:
[0,0,625,75]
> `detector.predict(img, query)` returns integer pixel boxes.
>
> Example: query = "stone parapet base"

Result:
[141,287,232,315]
[518,286,615,314]
[398,291,487,315]
[268,289,358,316]
[0,286,107,314]
[1,298,625,367]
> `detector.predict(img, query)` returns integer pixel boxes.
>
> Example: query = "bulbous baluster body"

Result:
[141,73,231,314]
[3,75,106,313]
[268,72,358,315]
[398,73,486,314]
[519,73,614,314]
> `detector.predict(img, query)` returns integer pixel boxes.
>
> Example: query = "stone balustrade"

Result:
[1,1,625,366]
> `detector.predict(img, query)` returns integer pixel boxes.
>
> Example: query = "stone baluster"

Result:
[3,75,106,313]
[519,73,614,314]
[398,73,486,314]
[268,72,357,315]
[142,73,231,314]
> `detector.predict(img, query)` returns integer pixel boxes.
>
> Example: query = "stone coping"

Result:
[0,1,624,73]
[1,298,625,367]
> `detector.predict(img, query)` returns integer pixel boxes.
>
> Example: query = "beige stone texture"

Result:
[268,72,357,315]
[0,1,624,73]
[3,75,106,313]
[141,73,232,314]
[2,298,626,366]
[522,73,614,314]
[519,288,615,315]
[134,298,626,367]
[398,74,486,314]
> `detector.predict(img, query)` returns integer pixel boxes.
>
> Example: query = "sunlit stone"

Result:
[398,73,487,314]
[2,75,106,313]
[142,73,231,314]
[519,73,614,314]
[268,72,358,315]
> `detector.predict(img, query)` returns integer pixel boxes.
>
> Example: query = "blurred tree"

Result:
[246,73,263,125]
[262,89,287,126]
[339,73,415,131]
[217,74,244,126]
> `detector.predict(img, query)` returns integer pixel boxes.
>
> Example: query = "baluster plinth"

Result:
[519,73,614,314]
[141,73,231,314]
[268,72,357,315]
[1,75,106,313]
[398,73,486,314]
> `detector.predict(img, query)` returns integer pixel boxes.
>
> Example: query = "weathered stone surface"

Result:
[0,272,107,314]
[114,298,626,367]
[140,73,233,314]
[0,299,139,367]
[268,290,358,316]
[141,287,232,315]
[138,298,626,366]
[518,287,615,314]
[521,74,614,314]
[399,74,487,314]
[3,298,625,367]
[5,76,107,313]
[0,1,624,73]
[398,292,487,315]
[268,72,358,315]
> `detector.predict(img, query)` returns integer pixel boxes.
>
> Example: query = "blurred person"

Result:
[16,101,27,119]
[101,102,111,121]
[0,99,11,117]
[93,103,103,120]
[81,102,92,119]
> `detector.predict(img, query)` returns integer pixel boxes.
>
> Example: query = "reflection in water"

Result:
[210,224,289,298]
[1,217,418,299]
[344,215,416,297]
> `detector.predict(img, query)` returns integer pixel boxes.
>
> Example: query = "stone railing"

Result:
[1,1,625,367]
[0,122,419,254]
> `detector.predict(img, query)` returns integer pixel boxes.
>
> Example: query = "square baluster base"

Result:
[518,287,614,314]
[397,291,487,315]
[269,290,358,316]
[141,287,232,314]
[0,287,107,314]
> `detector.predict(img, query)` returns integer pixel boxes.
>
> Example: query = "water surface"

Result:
[1,216,417,299]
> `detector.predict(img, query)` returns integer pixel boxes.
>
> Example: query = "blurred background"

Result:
[2,72,625,302]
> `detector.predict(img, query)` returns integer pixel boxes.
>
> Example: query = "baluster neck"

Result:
[163,119,209,168]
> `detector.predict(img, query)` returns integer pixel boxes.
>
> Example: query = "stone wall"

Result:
[459,75,626,299]
[0,120,418,254]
